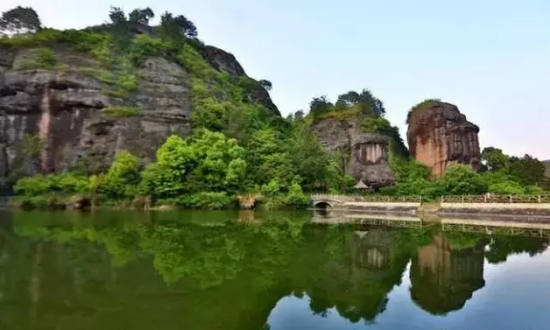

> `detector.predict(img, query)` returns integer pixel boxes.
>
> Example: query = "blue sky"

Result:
[3,0,549,159]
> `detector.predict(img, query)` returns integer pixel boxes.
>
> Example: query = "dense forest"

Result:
[1,6,548,210]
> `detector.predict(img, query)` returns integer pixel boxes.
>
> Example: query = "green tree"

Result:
[128,7,155,25]
[0,6,41,35]
[140,130,247,198]
[309,96,333,118]
[440,164,487,195]
[509,154,546,186]
[101,151,140,199]
[246,129,294,187]
[488,181,525,195]
[258,79,272,91]
[480,147,510,172]
[109,6,127,25]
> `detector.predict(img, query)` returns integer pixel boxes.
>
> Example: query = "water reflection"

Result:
[409,234,486,315]
[0,211,549,329]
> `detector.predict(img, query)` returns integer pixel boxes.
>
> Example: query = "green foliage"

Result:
[509,155,546,186]
[440,164,487,195]
[488,181,526,195]
[101,151,140,199]
[22,134,44,157]
[0,6,42,35]
[309,89,386,120]
[407,99,442,124]
[481,147,548,191]
[101,106,140,118]
[140,130,247,199]
[128,8,155,25]
[127,34,174,66]
[109,6,127,25]
[480,147,510,172]
[362,116,392,133]
[14,172,90,197]
[258,79,272,91]
[17,47,58,70]
[261,179,281,198]
[284,182,311,209]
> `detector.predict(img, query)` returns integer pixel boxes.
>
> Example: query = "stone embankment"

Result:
[312,194,550,217]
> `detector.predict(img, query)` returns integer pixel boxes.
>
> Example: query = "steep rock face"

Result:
[544,160,550,178]
[0,47,193,189]
[203,46,280,116]
[311,117,395,187]
[407,102,480,177]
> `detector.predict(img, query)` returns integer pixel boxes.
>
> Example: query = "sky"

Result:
[2,0,550,159]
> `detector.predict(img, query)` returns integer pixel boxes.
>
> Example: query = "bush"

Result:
[488,181,525,195]
[127,34,174,66]
[101,106,140,118]
[284,183,311,209]
[101,151,140,199]
[158,192,234,210]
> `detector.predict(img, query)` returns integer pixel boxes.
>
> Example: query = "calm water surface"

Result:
[0,210,549,330]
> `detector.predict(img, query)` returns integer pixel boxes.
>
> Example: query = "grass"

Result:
[317,106,361,120]
[101,106,141,118]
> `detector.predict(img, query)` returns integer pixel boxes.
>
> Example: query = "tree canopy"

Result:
[0,6,41,35]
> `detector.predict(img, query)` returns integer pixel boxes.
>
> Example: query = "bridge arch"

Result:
[313,201,333,209]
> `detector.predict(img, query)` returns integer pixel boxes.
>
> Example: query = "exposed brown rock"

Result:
[407,101,480,177]
[310,116,395,188]
[0,48,191,190]
[0,44,280,190]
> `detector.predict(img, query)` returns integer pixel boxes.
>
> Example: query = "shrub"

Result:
[488,181,525,195]
[127,34,174,66]
[101,151,140,199]
[101,106,140,118]
[34,47,57,68]
[284,183,311,209]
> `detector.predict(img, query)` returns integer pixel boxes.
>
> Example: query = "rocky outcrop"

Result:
[311,117,395,188]
[0,44,278,190]
[544,160,550,178]
[203,46,280,116]
[0,48,192,190]
[407,101,480,177]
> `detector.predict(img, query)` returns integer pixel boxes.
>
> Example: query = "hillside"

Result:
[0,7,281,190]
[304,90,409,188]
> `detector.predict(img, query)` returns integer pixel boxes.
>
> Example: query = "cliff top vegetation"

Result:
[406,98,443,124]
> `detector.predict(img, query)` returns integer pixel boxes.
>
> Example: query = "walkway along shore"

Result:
[310,194,550,217]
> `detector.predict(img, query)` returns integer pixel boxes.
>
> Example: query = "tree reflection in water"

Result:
[0,211,547,329]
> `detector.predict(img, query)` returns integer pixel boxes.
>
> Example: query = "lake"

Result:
[1,210,550,330]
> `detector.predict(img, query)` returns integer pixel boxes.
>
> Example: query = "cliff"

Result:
[544,160,550,178]
[310,116,395,188]
[0,34,279,190]
[407,100,480,177]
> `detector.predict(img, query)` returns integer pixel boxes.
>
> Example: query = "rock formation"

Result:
[0,45,278,190]
[311,117,395,188]
[409,234,485,315]
[203,46,279,116]
[407,101,480,177]
[544,160,550,178]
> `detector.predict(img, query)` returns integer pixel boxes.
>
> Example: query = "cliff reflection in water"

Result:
[0,211,548,330]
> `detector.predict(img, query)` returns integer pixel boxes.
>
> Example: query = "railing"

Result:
[310,194,422,203]
[441,195,550,204]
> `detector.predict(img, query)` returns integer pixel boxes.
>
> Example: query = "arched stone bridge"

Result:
[310,194,360,208]
[310,194,422,211]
